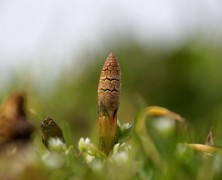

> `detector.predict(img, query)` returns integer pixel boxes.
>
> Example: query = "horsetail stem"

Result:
[97,53,121,155]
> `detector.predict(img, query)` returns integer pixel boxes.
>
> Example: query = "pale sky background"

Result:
[0,0,222,87]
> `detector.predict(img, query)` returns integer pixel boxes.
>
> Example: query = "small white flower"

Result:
[78,137,91,152]
[42,152,65,169]
[123,123,132,129]
[113,151,128,162]
[85,154,95,163]
[152,117,175,135]
[84,138,91,145]
[113,143,120,154]
[89,160,104,171]
[111,142,131,163]
[48,138,66,152]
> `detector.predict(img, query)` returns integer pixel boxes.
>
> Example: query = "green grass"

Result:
[1,105,222,180]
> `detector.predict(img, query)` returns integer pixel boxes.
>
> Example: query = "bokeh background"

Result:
[0,0,222,144]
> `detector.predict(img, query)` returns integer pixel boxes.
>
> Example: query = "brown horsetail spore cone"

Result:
[41,117,65,150]
[97,53,121,155]
[0,92,34,146]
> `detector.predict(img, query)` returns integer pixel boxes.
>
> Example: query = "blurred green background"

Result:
[1,37,222,146]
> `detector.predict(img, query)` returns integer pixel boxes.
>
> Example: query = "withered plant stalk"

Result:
[41,117,65,150]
